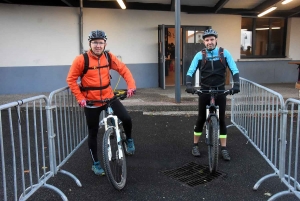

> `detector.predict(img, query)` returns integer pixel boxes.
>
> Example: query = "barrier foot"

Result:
[267,190,294,201]
[226,123,234,128]
[19,183,68,201]
[43,184,68,201]
[253,173,278,190]
[59,169,82,187]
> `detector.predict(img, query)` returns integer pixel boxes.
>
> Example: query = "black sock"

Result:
[221,146,226,150]
[193,143,198,147]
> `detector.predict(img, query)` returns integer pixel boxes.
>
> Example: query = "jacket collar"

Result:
[206,46,219,55]
[88,50,103,59]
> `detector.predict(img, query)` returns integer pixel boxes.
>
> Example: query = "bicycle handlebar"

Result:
[194,89,231,96]
[86,90,128,106]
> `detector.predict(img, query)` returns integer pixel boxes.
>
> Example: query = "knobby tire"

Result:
[102,127,127,190]
[207,116,219,174]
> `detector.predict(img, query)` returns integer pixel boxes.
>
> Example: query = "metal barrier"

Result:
[0,96,67,201]
[48,86,87,186]
[271,98,300,200]
[0,87,88,200]
[230,77,300,200]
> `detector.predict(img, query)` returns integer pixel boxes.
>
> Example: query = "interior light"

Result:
[258,7,277,17]
[117,0,126,9]
[256,28,269,30]
[282,0,293,4]
[256,27,281,30]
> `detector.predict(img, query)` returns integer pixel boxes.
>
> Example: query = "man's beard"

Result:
[206,44,215,50]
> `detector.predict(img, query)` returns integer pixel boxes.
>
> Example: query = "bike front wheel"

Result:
[207,116,219,174]
[102,127,127,190]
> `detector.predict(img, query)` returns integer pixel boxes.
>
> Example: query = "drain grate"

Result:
[162,162,226,187]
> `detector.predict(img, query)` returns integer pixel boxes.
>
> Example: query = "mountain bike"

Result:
[194,89,230,174]
[87,90,128,190]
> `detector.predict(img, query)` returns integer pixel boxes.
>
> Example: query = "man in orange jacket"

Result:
[67,30,136,176]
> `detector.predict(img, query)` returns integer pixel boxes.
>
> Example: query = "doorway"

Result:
[165,27,180,86]
[158,25,209,88]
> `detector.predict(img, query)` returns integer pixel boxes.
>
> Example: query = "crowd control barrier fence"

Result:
[0,87,88,201]
[230,77,300,200]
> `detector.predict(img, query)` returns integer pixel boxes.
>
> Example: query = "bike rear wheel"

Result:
[102,127,127,190]
[207,116,219,174]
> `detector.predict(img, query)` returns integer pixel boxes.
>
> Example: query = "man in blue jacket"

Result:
[185,29,240,161]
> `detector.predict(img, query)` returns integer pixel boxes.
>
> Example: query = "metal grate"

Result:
[162,162,226,187]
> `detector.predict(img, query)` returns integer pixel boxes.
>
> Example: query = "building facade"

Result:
[0,4,299,94]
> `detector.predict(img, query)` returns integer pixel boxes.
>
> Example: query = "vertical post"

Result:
[79,0,84,54]
[175,0,181,103]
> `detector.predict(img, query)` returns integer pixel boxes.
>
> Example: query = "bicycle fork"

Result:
[104,115,124,161]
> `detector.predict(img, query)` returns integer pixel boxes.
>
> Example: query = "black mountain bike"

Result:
[194,89,230,173]
[87,90,128,190]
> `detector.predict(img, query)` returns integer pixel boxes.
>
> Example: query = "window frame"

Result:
[241,17,287,59]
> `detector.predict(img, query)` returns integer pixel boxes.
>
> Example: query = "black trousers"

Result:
[84,99,132,162]
[194,91,227,135]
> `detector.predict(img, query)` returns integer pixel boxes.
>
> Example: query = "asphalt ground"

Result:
[1,83,299,201]
[23,111,298,201]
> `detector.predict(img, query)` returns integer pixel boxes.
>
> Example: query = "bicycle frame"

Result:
[196,88,229,129]
[86,90,128,190]
[205,94,220,140]
[194,88,230,173]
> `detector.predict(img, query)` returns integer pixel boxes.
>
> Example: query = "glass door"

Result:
[182,26,208,86]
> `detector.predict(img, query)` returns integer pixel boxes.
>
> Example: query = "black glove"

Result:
[185,75,196,94]
[229,73,240,95]
[186,84,196,94]
[229,84,240,95]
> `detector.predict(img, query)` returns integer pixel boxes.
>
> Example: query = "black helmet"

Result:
[202,29,218,39]
[88,30,107,42]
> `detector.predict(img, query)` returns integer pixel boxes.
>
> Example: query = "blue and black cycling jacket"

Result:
[186,47,239,88]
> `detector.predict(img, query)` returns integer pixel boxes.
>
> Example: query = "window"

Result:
[241,17,286,58]
[186,30,204,44]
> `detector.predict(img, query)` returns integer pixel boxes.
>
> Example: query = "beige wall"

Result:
[0,4,79,67]
[83,9,241,64]
[286,17,300,60]
[0,4,241,67]
[0,3,298,67]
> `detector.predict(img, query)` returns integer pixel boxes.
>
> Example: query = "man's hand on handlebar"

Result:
[78,99,87,107]
[127,88,136,98]
[229,84,240,95]
[185,84,196,94]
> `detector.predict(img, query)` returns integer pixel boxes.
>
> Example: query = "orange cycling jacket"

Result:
[66,50,136,106]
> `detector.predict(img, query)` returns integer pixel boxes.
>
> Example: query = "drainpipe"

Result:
[79,0,84,53]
